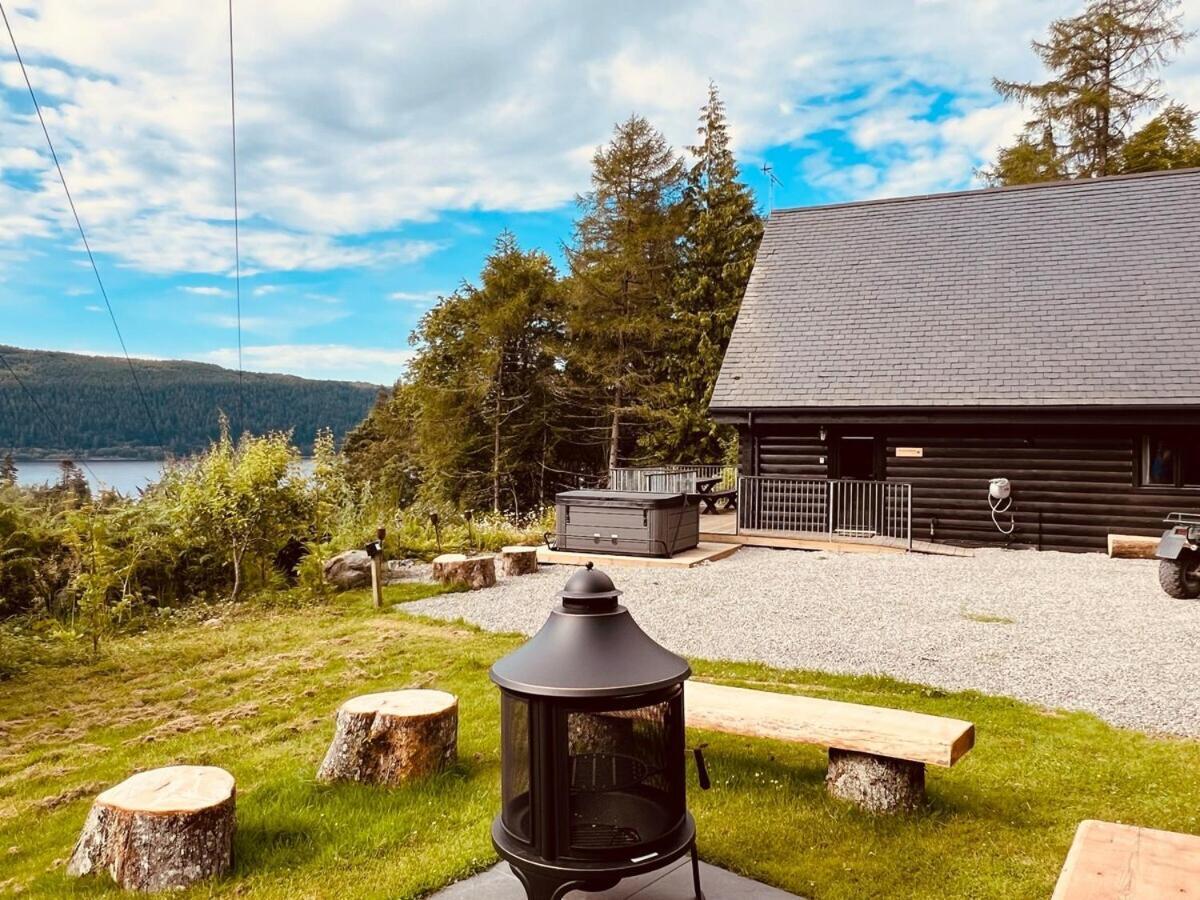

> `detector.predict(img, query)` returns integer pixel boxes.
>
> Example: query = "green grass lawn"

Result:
[2,586,1198,899]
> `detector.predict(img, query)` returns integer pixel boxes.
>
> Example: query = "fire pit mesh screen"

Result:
[501,694,531,842]
[566,701,679,853]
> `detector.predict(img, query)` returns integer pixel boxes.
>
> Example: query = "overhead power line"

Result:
[1,1,165,452]
[227,0,245,434]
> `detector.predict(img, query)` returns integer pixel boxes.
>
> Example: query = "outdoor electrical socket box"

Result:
[555,490,699,558]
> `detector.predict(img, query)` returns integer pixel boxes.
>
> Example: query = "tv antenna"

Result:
[761,163,783,214]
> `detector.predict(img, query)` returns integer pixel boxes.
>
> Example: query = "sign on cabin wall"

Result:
[896,447,924,458]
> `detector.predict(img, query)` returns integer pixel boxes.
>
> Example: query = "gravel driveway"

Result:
[407,547,1200,737]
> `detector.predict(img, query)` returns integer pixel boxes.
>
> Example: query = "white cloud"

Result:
[199,302,348,335]
[388,290,443,304]
[252,284,281,297]
[203,344,411,384]
[1,0,1198,276]
[84,304,103,313]
[181,285,231,297]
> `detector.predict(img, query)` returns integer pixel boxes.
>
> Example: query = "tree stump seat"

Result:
[498,545,539,577]
[432,553,497,590]
[317,689,458,786]
[684,680,974,814]
[67,765,235,892]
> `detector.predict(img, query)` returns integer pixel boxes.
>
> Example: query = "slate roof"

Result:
[710,168,1200,411]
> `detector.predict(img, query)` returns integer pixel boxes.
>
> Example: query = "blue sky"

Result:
[2,1,1198,385]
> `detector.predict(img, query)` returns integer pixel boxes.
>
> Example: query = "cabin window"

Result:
[1141,436,1200,489]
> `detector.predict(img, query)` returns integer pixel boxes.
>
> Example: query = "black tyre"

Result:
[1159,551,1200,600]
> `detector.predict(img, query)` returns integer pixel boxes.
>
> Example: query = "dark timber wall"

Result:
[741,422,1200,552]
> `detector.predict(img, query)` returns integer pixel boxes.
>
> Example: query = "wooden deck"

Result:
[699,512,973,557]
[536,541,740,569]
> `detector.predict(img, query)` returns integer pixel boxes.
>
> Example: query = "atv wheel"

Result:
[1159,550,1200,600]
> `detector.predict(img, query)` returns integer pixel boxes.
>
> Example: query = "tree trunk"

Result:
[67,766,235,892]
[230,546,243,603]
[499,546,539,577]
[493,359,504,514]
[432,553,497,590]
[608,392,621,470]
[317,690,458,786]
[825,749,925,813]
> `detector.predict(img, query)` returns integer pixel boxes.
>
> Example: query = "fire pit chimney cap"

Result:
[557,562,622,611]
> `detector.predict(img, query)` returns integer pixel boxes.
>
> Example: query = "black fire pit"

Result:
[490,564,707,900]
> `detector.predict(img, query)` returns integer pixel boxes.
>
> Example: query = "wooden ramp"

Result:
[1053,820,1200,899]
[536,541,739,570]
[699,512,972,557]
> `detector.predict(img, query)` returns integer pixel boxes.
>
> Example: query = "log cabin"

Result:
[709,168,1200,551]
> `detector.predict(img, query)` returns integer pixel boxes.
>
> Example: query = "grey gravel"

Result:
[407,547,1200,737]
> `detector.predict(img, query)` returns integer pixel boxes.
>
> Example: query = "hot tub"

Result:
[554,490,699,557]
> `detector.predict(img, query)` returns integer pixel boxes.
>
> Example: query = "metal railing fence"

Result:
[737,476,912,549]
[608,464,739,494]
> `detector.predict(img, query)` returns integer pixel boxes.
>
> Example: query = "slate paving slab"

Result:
[431,858,803,899]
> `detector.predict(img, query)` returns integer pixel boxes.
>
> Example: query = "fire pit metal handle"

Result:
[691,744,711,791]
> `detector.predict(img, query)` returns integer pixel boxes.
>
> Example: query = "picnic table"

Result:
[693,476,736,514]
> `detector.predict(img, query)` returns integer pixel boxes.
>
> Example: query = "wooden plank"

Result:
[536,542,739,570]
[1107,534,1160,559]
[1052,820,1200,900]
[685,681,974,768]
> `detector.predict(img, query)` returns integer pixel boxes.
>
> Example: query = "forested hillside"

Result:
[0,346,380,457]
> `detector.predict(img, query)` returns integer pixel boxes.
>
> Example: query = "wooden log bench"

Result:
[685,680,974,813]
[1052,819,1200,899]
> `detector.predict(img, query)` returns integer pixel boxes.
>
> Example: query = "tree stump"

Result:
[825,749,925,813]
[317,689,458,786]
[67,765,235,892]
[432,553,496,590]
[499,545,539,577]
[568,711,635,756]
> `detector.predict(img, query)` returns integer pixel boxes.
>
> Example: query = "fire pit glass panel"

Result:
[566,699,681,855]
[501,693,533,843]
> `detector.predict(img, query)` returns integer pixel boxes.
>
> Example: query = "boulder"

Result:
[322,550,372,590]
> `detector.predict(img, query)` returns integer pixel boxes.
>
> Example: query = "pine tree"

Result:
[395,233,564,512]
[986,0,1192,183]
[564,116,686,470]
[1119,102,1200,171]
[641,83,762,462]
[0,453,17,487]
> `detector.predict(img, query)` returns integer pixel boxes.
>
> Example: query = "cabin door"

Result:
[833,436,880,537]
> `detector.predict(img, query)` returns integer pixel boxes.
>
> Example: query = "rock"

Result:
[825,749,925,813]
[317,690,458,786]
[432,553,497,590]
[67,766,235,892]
[322,550,372,590]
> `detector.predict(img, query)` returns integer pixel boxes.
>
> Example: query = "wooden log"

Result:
[1106,533,1160,559]
[825,749,925,813]
[67,765,235,892]
[498,545,539,577]
[432,553,496,590]
[317,689,457,786]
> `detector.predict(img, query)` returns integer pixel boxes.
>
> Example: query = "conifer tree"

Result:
[641,83,762,462]
[1118,102,1200,171]
[402,233,564,512]
[564,116,686,470]
[985,0,1192,183]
